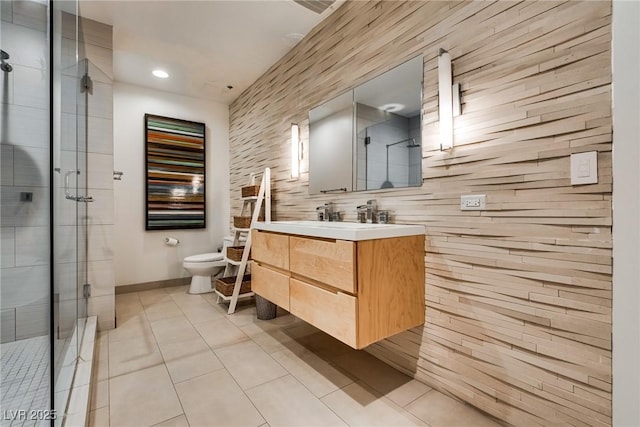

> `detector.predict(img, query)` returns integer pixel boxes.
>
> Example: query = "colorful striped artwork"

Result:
[145,114,206,230]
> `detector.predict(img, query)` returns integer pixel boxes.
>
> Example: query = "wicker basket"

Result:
[226,246,249,262]
[233,215,264,229]
[215,275,251,296]
[233,216,251,229]
[241,185,260,198]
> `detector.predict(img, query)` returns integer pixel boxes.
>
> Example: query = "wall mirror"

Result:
[308,55,423,194]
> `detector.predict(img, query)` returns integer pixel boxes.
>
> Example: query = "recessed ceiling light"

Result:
[152,69,169,79]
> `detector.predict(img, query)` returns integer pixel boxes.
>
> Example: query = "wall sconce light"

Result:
[291,123,300,178]
[438,49,461,150]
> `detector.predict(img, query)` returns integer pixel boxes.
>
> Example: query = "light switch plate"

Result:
[570,151,598,185]
[461,194,486,210]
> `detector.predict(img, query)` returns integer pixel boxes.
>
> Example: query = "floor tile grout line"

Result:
[180,290,289,427]
[141,290,191,427]
[226,317,359,426]
[179,292,268,427]
[402,387,435,409]
[107,286,468,427]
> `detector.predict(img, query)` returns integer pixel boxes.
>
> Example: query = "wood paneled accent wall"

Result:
[229,1,612,425]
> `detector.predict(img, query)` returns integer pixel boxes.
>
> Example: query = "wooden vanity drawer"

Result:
[251,229,289,270]
[290,278,357,348]
[289,236,356,293]
[251,262,290,310]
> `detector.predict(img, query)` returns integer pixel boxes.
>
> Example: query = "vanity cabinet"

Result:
[251,228,425,349]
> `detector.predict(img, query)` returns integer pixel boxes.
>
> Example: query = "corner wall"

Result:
[612,0,640,425]
[112,83,230,288]
[229,2,613,425]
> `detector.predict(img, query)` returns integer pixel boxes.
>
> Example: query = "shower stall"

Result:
[1,0,99,424]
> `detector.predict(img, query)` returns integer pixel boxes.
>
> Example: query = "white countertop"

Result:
[252,220,425,241]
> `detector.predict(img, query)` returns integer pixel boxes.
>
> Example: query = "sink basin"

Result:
[252,220,424,241]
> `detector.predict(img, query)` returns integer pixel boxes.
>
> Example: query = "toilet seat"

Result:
[184,252,223,263]
[182,237,234,295]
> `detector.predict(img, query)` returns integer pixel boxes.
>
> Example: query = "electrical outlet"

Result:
[461,194,486,210]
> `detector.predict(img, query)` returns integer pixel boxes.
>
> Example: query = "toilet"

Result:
[183,236,234,294]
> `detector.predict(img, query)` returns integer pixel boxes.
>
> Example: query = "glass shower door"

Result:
[52,2,89,423]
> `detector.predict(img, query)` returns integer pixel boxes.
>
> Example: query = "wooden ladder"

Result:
[217,167,271,314]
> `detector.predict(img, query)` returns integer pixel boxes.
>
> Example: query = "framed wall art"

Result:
[145,114,206,230]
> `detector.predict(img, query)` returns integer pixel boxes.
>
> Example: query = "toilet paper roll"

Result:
[164,237,179,246]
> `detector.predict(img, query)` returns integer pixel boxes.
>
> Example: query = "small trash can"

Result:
[255,295,277,320]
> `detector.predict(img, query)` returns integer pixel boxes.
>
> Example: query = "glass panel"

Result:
[52,1,85,423]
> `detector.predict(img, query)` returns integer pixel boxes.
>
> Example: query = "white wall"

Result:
[612,1,640,425]
[113,83,229,286]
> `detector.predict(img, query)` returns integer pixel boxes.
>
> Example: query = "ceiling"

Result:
[78,0,341,105]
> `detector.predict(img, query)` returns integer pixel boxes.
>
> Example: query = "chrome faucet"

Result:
[366,199,377,223]
[356,205,368,223]
[357,200,378,223]
[316,202,334,221]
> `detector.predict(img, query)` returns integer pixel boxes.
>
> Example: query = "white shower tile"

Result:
[12,0,47,32]
[1,309,16,343]
[87,189,114,225]
[60,113,79,152]
[85,45,113,82]
[88,295,115,331]
[54,225,78,264]
[88,224,114,262]
[15,303,49,340]
[1,227,16,268]
[1,1,12,23]
[61,75,80,115]
[55,261,78,300]
[87,116,113,155]
[0,265,48,308]
[60,37,78,71]
[87,59,113,85]
[88,260,115,297]
[13,65,48,110]
[78,16,113,50]
[0,105,48,148]
[13,146,49,186]
[1,145,14,185]
[88,81,113,120]
[1,22,47,70]
[57,148,86,190]
[55,188,79,227]
[88,153,114,190]
[15,226,49,267]
[0,186,49,226]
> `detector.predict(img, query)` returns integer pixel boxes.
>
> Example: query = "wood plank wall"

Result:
[228,1,612,425]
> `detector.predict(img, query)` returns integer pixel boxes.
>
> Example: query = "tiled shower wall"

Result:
[62,13,115,332]
[0,5,115,344]
[1,1,51,343]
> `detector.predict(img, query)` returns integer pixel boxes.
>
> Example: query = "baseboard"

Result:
[115,277,191,294]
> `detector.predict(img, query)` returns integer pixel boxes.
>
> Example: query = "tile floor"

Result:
[89,286,501,427]
[0,336,49,427]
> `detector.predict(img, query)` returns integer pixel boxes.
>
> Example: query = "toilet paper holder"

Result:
[165,237,180,246]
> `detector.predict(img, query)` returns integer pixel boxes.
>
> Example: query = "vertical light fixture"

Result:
[291,123,300,178]
[438,48,453,150]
